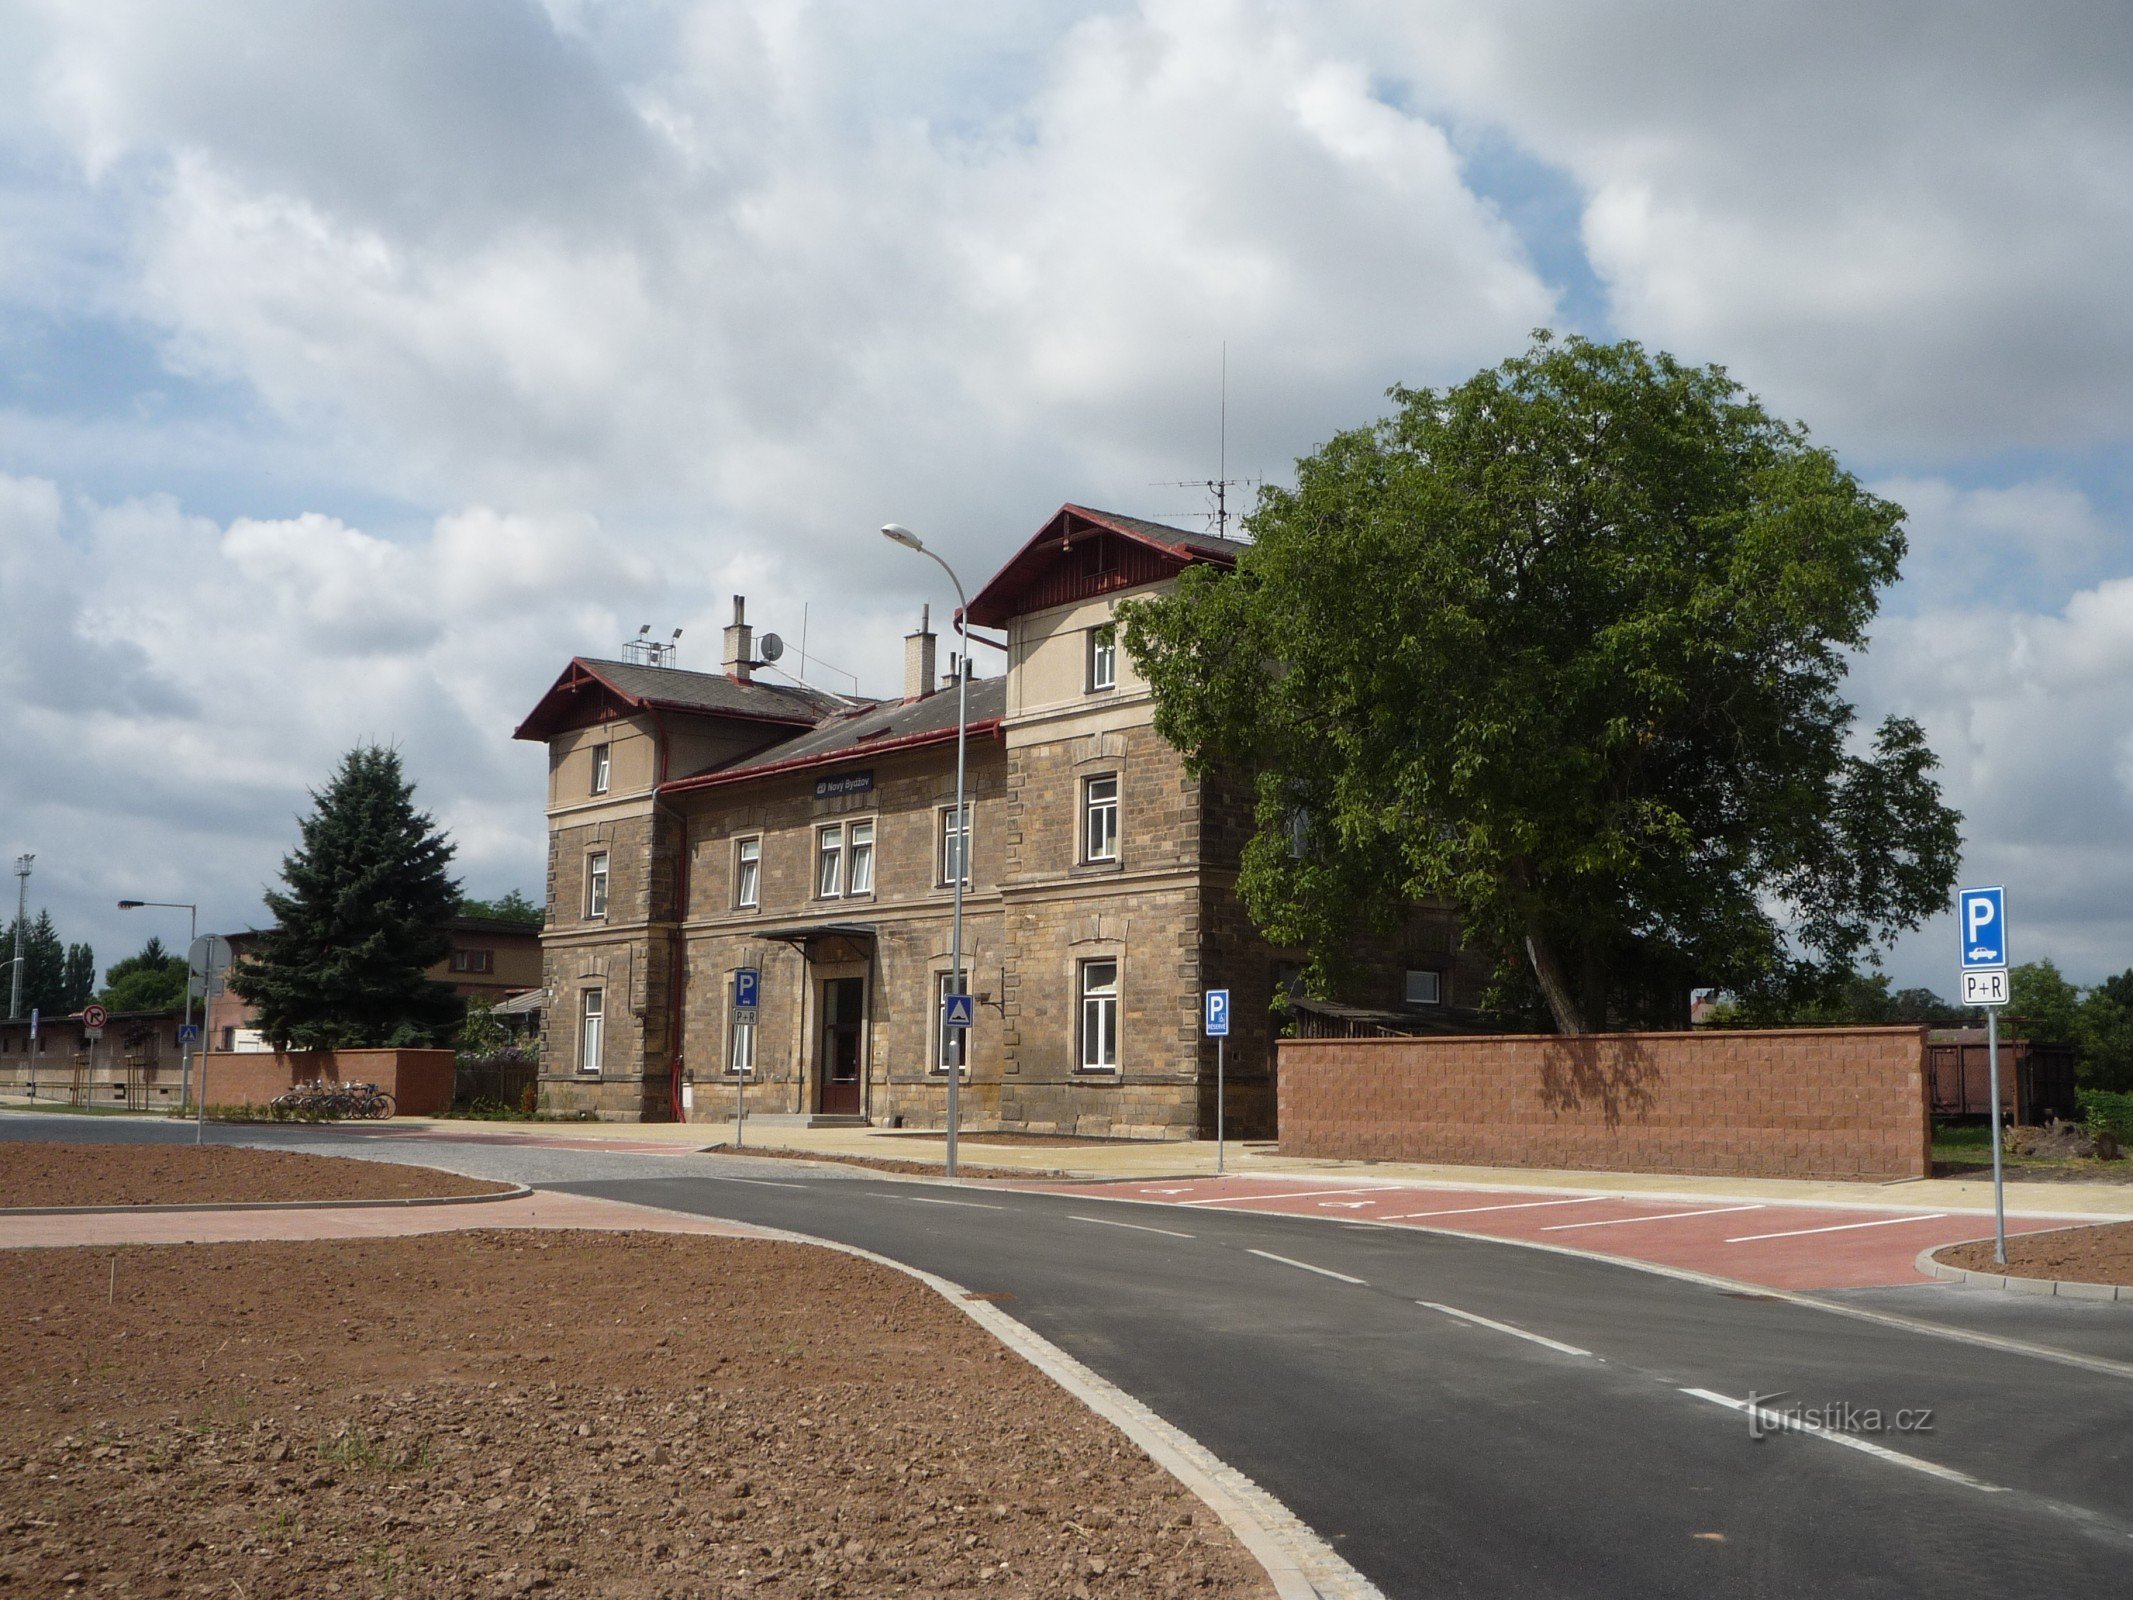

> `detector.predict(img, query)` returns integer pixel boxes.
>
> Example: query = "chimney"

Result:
[903,604,937,701]
[722,596,753,682]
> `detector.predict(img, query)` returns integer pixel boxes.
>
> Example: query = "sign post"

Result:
[1958,886,2009,1265]
[732,968,759,1149]
[1204,989,1231,1174]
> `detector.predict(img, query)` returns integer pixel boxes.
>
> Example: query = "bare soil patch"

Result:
[0,1141,511,1209]
[1940,1220,2133,1287]
[0,1230,1272,1599]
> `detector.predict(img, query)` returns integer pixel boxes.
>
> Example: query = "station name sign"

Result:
[814,770,874,800]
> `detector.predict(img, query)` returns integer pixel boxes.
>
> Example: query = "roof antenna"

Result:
[1152,341,1258,538]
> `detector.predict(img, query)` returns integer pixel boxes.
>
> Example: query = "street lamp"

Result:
[119,899,198,1114]
[8,854,29,1021]
[882,522,970,1179]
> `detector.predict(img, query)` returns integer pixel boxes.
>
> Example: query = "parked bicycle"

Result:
[267,1078,396,1120]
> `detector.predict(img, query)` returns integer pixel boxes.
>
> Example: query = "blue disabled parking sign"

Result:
[1959,887,2007,968]
[944,993,974,1029]
[1204,988,1230,1037]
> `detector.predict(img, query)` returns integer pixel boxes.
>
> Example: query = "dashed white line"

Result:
[1179,1186,1405,1208]
[695,1174,811,1189]
[1725,1213,1948,1243]
[896,1196,1005,1210]
[1070,1214,1197,1239]
[1383,1196,1606,1220]
[1418,1301,1595,1358]
[1680,1388,2008,1493]
[1246,1248,1367,1285]
[1542,1205,1763,1232]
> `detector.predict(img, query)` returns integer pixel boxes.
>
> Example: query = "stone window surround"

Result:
[584,849,610,920]
[1080,772,1120,865]
[1069,749,1125,874]
[578,986,604,1075]
[935,801,973,888]
[1076,950,1122,1074]
[733,834,762,911]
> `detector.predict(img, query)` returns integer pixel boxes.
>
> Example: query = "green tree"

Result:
[2008,958,2082,1045]
[1708,970,1963,1028]
[62,942,94,1010]
[2078,970,2133,1092]
[230,745,465,1048]
[4,910,88,1016]
[1123,333,1963,1032]
[99,936,190,1013]
[459,889,544,927]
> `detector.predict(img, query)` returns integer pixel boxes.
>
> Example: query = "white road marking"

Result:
[1680,1388,2008,1492]
[1179,1186,1405,1207]
[1418,1301,1595,1358]
[1070,1214,1197,1239]
[695,1174,811,1189]
[897,1195,1005,1210]
[1725,1213,1948,1243]
[1543,1205,1763,1232]
[1246,1248,1367,1285]
[1383,1196,1606,1220]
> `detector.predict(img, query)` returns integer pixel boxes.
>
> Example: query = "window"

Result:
[1087,624,1117,691]
[735,836,761,909]
[1404,969,1442,1007]
[847,820,875,896]
[586,852,609,918]
[591,742,611,795]
[1082,775,1119,863]
[1287,806,1310,859]
[816,824,844,898]
[929,972,972,1070]
[220,1027,235,1052]
[728,1011,756,1077]
[1080,959,1118,1070]
[938,802,971,886]
[450,949,495,974]
[578,989,604,1074]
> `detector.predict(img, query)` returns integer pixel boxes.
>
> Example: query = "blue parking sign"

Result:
[1959,887,2007,969]
[733,967,760,1013]
[1204,989,1230,1038]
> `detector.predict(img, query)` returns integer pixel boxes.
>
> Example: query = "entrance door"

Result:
[818,977,865,1116]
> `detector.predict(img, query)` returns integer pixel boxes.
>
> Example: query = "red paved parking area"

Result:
[1007,1176,2077,1289]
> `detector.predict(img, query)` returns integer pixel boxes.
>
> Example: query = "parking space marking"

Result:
[1418,1301,1595,1358]
[1071,1214,1196,1239]
[897,1196,1005,1210]
[1246,1249,1367,1285]
[1542,1205,1762,1232]
[1680,1388,2008,1492]
[695,1174,812,1189]
[1383,1196,1606,1220]
[1726,1213,1948,1244]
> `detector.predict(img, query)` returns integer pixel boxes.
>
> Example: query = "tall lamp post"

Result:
[118,899,197,1112]
[882,522,970,1179]
[8,854,30,1020]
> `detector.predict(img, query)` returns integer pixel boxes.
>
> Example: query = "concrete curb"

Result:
[1916,1236,2130,1302]
[744,1221,1382,1600]
[0,1182,530,1218]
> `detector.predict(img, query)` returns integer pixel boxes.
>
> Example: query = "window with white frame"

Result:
[1079,958,1119,1070]
[1403,969,1442,1007]
[933,969,969,1072]
[1087,623,1117,692]
[727,1010,756,1076]
[1082,774,1119,863]
[847,819,875,895]
[816,824,844,898]
[578,988,604,1074]
[586,852,609,918]
[591,742,611,795]
[938,802,971,886]
[734,836,760,909]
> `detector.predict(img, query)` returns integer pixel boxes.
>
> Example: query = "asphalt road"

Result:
[10,1113,2133,1597]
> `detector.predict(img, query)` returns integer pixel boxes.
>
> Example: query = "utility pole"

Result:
[9,854,30,1020]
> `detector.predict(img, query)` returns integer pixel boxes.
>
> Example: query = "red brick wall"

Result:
[198,1049,456,1116]
[1277,1028,1931,1181]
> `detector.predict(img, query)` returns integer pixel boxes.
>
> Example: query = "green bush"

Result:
[2080,1088,2133,1140]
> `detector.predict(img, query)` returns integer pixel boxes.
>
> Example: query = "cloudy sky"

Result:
[2,0,2130,997]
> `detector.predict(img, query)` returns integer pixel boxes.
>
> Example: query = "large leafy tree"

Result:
[1123,333,1962,1032]
[100,937,190,1013]
[458,888,544,927]
[231,745,464,1048]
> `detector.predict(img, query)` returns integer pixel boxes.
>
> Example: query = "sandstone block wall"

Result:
[1278,1027,1932,1181]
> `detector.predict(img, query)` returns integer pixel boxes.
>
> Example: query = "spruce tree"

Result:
[231,745,464,1048]
[5,911,76,1016]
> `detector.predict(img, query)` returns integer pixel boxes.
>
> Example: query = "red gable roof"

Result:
[964,504,1241,629]
[512,657,836,742]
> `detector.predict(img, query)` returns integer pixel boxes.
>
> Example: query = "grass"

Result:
[1932,1120,2129,1178]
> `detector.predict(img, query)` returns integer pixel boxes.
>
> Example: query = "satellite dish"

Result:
[759,633,785,662]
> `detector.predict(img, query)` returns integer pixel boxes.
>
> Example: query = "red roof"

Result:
[964,504,1241,628]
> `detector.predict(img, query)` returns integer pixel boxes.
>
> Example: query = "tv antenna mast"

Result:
[1154,342,1258,538]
